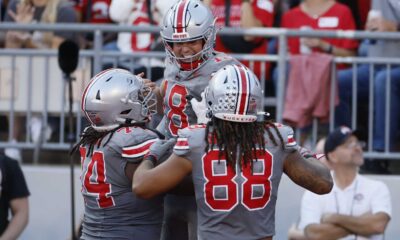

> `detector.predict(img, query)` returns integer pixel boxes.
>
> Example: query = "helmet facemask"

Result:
[160,0,217,72]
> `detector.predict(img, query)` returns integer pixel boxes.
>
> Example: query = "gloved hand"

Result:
[297,146,316,159]
[190,92,210,124]
[144,138,177,165]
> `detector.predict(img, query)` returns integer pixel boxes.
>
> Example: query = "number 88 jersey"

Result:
[173,123,297,240]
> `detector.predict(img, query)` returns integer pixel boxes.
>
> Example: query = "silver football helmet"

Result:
[81,68,156,131]
[205,65,263,122]
[160,0,217,71]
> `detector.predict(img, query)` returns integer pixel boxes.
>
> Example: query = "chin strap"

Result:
[179,58,204,71]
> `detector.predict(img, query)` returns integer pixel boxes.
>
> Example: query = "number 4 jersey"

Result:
[173,123,297,240]
[79,126,164,239]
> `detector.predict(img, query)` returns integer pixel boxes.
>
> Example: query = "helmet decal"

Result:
[235,65,251,115]
[206,65,263,123]
[174,0,189,36]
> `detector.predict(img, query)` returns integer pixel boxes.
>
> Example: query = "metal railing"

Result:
[0,23,399,160]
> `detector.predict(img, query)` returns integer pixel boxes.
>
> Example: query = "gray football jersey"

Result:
[160,52,240,138]
[80,126,163,239]
[173,123,297,240]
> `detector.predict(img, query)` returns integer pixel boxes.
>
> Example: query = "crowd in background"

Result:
[0,0,398,239]
[0,0,399,166]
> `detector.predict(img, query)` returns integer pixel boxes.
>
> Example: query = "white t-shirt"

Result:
[298,174,392,240]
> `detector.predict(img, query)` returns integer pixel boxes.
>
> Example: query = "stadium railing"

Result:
[0,23,399,162]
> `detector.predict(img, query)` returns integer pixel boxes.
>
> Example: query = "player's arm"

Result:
[321,212,390,237]
[133,153,192,199]
[1,197,29,240]
[304,222,350,240]
[283,151,333,194]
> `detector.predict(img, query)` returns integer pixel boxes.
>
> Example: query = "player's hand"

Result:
[145,138,176,165]
[297,146,316,159]
[189,92,210,124]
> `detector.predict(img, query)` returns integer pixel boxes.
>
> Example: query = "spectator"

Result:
[205,0,275,81]
[3,0,78,161]
[132,64,333,240]
[0,153,30,239]
[108,0,166,81]
[297,126,391,240]
[4,0,77,48]
[281,0,358,58]
[73,68,164,239]
[74,0,117,49]
[336,0,400,173]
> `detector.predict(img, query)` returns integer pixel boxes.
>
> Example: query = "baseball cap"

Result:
[324,126,360,157]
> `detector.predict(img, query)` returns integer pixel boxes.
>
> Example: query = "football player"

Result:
[153,1,242,239]
[73,68,165,239]
[133,64,333,240]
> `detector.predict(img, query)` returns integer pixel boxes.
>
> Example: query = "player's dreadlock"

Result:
[70,122,154,157]
[70,126,120,157]
[205,117,285,171]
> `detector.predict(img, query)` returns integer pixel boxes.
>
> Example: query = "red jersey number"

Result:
[81,147,114,208]
[202,149,272,211]
[166,84,189,136]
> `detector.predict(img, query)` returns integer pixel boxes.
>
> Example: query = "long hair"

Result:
[70,126,119,157]
[204,117,285,171]
[71,123,149,157]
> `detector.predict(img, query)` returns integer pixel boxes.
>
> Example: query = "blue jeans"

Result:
[373,66,400,150]
[336,64,400,150]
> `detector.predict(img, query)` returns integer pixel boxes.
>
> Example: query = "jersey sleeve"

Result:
[114,127,159,163]
[275,123,298,152]
[173,125,205,157]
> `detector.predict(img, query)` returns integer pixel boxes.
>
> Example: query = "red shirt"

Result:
[75,0,113,24]
[130,2,154,52]
[281,3,358,55]
[210,0,274,80]
[357,0,371,28]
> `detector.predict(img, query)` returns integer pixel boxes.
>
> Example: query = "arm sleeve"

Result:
[298,190,323,230]
[8,160,30,199]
